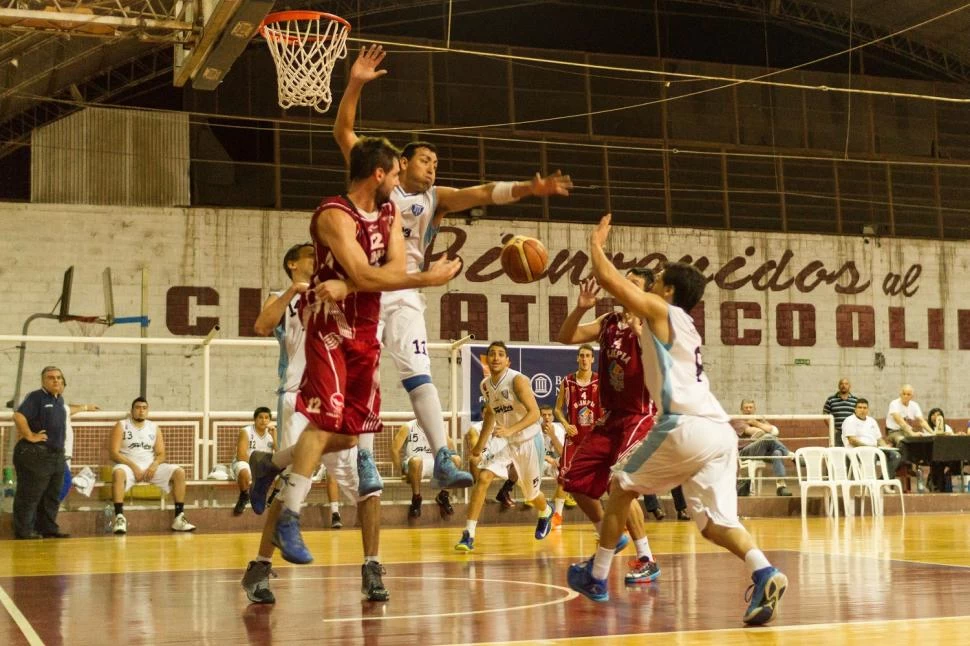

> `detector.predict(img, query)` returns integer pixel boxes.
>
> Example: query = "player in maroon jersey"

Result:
[551,344,600,526]
[557,270,660,584]
[252,136,460,575]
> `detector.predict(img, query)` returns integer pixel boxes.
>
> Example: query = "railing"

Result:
[0,332,474,477]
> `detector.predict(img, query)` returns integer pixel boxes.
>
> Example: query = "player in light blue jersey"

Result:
[333,44,572,494]
[567,214,787,627]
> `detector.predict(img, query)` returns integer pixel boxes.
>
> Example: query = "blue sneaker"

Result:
[743,566,788,625]
[248,451,281,515]
[271,508,313,564]
[624,556,661,584]
[433,447,474,488]
[614,533,630,554]
[357,449,384,496]
[567,558,609,602]
[455,530,475,551]
[535,509,553,539]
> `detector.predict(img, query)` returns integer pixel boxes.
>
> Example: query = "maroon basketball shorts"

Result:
[560,413,653,499]
[296,330,383,435]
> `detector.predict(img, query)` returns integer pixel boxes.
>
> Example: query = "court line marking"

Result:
[221,574,578,622]
[0,583,44,646]
[457,613,970,645]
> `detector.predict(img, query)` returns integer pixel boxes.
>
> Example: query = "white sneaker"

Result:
[171,513,196,532]
[113,514,127,535]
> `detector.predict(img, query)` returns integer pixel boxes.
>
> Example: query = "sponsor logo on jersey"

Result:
[609,361,625,392]
[330,392,345,414]
[410,204,425,217]
[493,404,514,415]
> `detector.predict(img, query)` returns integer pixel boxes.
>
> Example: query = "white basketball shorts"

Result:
[613,414,742,531]
[113,460,180,494]
[379,289,432,381]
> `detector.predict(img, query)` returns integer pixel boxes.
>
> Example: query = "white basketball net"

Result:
[260,12,351,113]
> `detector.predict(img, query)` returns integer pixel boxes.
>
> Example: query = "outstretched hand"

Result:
[530,170,573,197]
[590,213,612,249]
[577,277,600,309]
[350,44,388,85]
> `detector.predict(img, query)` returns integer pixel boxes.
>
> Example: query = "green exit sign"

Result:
[794,358,811,366]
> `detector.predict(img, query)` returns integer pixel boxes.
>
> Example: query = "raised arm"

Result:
[589,214,670,342]
[317,206,459,292]
[333,44,387,164]
[558,277,606,344]
[433,171,573,227]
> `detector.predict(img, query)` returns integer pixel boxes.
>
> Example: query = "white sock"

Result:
[364,555,380,564]
[358,433,375,453]
[554,498,565,515]
[536,500,551,517]
[255,555,272,564]
[591,546,615,581]
[466,520,478,538]
[272,446,295,470]
[593,520,603,535]
[408,382,449,453]
[634,537,653,560]
[330,502,339,513]
[744,548,771,574]
[282,473,311,515]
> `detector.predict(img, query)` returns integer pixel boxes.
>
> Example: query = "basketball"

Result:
[500,235,549,283]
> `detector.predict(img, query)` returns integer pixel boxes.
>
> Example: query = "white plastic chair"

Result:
[852,446,905,516]
[794,447,839,520]
[825,447,872,516]
[739,458,766,495]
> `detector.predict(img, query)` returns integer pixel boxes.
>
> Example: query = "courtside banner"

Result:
[461,343,599,424]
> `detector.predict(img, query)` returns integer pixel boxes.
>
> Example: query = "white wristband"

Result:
[491,181,519,205]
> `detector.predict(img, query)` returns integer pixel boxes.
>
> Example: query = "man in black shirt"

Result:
[12,366,71,539]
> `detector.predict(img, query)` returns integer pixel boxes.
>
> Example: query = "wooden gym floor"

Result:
[1,513,969,645]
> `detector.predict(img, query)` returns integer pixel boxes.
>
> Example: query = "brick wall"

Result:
[2,203,969,420]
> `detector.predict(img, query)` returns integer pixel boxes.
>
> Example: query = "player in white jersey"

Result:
[455,341,554,551]
[391,420,461,518]
[108,397,195,535]
[334,44,572,493]
[566,215,787,626]
[230,407,277,515]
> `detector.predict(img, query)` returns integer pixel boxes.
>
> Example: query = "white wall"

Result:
[2,202,967,420]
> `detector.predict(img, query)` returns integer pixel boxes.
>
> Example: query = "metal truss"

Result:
[0,0,195,42]
[0,46,171,159]
[677,0,970,82]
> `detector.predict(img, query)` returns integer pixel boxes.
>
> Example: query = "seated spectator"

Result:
[927,408,960,492]
[109,397,196,535]
[393,419,460,518]
[842,398,902,476]
[732,399,792,496]
[885,384,933,446]
[230,407,276,516]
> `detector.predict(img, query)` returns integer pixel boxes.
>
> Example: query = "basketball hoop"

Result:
[259,11,351,113]
[65,316,109,355]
